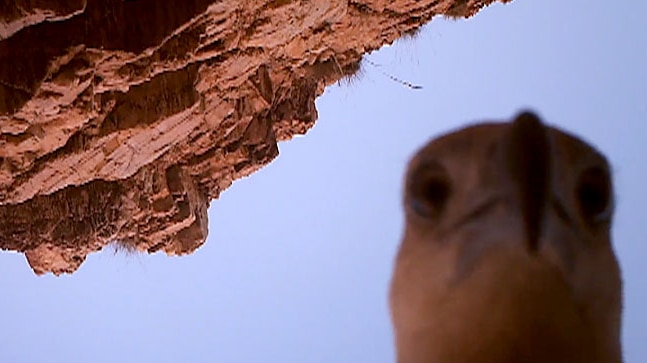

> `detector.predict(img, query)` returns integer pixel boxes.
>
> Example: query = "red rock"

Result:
[0,0,513,275]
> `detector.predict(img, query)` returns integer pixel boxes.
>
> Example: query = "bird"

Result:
[389,111,623,363]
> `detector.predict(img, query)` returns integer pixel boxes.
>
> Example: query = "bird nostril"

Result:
[576,166,613,224]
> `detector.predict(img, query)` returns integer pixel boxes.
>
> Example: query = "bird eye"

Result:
[408,162,451,218]
[576,166,613,224]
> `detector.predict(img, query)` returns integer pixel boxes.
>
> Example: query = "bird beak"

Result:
[503,111,551,253]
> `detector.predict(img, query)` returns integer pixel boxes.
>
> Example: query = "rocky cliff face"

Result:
[0,0,512,275]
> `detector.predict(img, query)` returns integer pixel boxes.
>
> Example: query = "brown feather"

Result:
[390,112,622,363]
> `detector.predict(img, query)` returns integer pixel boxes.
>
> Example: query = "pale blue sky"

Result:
[1,1,645,362]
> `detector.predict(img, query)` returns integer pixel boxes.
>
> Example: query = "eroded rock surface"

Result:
[0,0,512,275]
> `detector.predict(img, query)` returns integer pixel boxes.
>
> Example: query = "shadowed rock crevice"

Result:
[0,0,513,275]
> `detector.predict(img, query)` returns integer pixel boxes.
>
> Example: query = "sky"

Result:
[1,1,646,362]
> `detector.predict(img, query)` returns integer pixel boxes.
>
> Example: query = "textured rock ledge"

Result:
[0,0,512,275]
